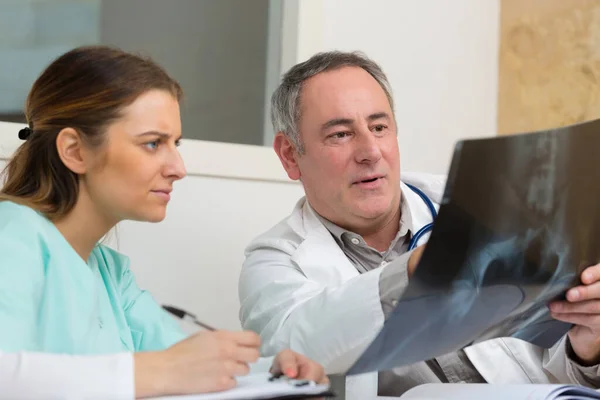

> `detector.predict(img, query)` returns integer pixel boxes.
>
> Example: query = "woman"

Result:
[0,46,326,399]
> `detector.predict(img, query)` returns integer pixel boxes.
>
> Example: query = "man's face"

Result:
[276,66,401,231]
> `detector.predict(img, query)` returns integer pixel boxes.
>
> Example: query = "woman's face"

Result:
[83,89,186,223]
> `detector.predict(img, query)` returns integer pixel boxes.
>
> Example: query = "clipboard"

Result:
[152,372,334,400]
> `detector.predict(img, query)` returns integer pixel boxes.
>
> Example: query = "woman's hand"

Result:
[134,330,260,398]
[270,349,328,384]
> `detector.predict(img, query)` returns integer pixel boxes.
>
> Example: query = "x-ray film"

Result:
[348,118,600,375]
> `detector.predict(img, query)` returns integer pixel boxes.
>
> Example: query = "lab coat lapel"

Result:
[287,198,360,284]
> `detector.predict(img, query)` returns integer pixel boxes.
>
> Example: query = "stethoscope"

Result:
[405,183,438,251]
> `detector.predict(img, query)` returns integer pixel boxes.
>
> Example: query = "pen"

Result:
[162,305,216,331]
[268,372,284,381]
[268,374,315,387]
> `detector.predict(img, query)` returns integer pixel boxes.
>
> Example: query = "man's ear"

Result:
[273,132,301,181]
[55,127,87,175]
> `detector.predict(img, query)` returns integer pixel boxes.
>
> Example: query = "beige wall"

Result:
[284,0,500,175]
[498,0,600,135]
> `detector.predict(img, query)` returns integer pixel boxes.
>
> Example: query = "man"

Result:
[238,51,600,398]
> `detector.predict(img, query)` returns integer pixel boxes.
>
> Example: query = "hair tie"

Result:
[18,127,32,140]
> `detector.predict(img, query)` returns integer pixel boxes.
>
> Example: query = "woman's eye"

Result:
[145,140,160,150]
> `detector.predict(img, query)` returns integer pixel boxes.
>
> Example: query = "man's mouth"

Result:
[353,175,384,186]
[360,177,379,183]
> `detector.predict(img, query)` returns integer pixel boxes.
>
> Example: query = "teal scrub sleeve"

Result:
[100,246,188,351]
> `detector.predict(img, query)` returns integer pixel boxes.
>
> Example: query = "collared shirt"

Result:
[319,197,413,275]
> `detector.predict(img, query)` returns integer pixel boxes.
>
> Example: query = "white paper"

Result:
[152,372,330,400]
[401,384,600,400]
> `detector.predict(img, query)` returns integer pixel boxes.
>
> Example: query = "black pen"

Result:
[268,372,284,381]
[162,305,216,331]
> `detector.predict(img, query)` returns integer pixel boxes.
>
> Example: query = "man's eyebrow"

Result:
[367,112,391,121]
[321,118,354,131]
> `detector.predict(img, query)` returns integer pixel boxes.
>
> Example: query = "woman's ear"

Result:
[273,132,301,181]
[55,128,87,174]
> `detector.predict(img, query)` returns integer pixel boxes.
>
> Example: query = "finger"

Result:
[232,346,260,364]
[224,360,251,377]
[297,358,326,383]
[566,281,600,302]
[212,374,237,393]
[581,264,600,285]
[273,350,298,378]
[551,312,600,329]
[220,331,261,347]
[236,331,262,347]
[408,245,426,276]
[550,300,600,314]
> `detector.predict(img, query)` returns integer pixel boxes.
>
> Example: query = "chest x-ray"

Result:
[349,118,600,375]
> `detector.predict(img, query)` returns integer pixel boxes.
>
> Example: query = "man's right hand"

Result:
[407,244,426,278]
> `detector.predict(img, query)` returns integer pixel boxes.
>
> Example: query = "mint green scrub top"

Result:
[0,201,187,354]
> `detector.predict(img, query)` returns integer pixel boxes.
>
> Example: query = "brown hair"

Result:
[0,45,183,219]
[271,51,393,153]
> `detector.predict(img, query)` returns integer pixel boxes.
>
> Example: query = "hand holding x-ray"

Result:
[550,264,600,365]
[407,245,426,278]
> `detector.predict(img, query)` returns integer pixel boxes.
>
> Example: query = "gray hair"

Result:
[270,51,394,154]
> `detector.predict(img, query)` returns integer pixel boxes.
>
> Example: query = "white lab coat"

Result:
[239,172,594,399]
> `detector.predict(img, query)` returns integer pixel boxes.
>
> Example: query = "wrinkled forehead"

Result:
[298,67,393,128]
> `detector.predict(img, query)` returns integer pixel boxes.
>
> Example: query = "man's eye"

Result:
[331,132,350,139]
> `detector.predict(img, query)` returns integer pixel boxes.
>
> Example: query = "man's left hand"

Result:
[550,263,600,365]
